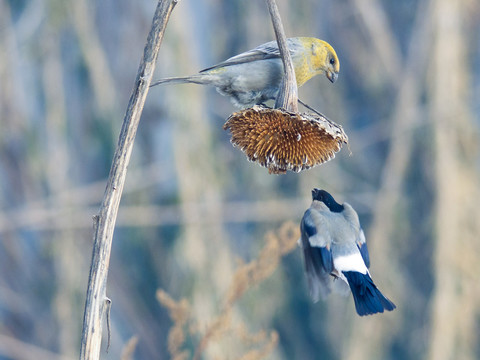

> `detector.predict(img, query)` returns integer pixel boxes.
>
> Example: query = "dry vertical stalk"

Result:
[265,0,298,112]
[79,1,179,359]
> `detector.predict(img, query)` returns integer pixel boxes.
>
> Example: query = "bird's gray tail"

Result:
[150,75,210,87]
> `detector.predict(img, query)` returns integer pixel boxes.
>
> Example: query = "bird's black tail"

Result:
[343,271,396,316]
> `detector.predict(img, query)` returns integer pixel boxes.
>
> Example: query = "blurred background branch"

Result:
[0,0,479,359]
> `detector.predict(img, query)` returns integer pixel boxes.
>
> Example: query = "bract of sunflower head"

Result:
[223,105,348,174]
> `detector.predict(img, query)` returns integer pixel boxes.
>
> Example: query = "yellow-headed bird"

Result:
[151,37,340,108]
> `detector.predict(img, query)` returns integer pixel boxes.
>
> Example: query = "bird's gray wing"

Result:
[343,203,370,268]
[300,208,333,301]
[356,229,370,268]
[200,41,280,73]
[200,39,304,73]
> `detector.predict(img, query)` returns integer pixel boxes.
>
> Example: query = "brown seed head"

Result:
[223,105,348,174]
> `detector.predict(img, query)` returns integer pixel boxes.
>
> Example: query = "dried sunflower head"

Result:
[223,105,348,174]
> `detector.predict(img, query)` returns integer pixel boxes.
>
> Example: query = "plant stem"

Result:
[265,0,298,112]
[79,1,178,359]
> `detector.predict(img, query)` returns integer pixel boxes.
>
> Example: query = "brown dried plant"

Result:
[237,331,279,360]
[157,221,300,360]
[120,336,139,360]
[156,289,191,360]
[224,105,348,174]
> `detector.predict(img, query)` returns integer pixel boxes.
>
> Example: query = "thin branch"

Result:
[79,1,179,359]
[265,0,298,112]
[298,99,327,118]
[105,297,112,352]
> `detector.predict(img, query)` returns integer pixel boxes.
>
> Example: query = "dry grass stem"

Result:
[225,221,298,307]
[234,324,268,346]
[156,289,190,359]
[120,336,139,360]
[157,222,299,360]
[224,105,348,174]
[236,331,279,360]
[192,310,232,360]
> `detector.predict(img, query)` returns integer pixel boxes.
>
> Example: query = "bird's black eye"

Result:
[329,57,335,65]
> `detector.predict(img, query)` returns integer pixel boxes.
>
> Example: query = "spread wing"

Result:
[300,207,333,301]
[357,229,370,268]
[343,203,370,268]
[200,39,304,73]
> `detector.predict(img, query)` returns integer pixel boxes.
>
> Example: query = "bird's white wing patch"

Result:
[333,253,368,274]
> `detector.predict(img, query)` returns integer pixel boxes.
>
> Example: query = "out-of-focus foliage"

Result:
[0,0,479,359]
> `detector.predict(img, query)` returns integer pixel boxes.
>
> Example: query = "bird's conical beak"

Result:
[327,71,338,83]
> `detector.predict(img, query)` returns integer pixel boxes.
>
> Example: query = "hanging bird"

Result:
[300,188,396,316]
[150,37,339,108]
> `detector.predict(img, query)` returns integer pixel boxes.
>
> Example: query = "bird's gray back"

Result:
[312,204,360,250]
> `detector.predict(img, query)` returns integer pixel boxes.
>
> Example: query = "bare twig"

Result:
[79,1,178,359]
[105,297,112,352]
[265,0,298,112]
[298,99,327,118]
[120,336,139,360]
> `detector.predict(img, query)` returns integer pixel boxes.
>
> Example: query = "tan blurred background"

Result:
[0,0,479,359]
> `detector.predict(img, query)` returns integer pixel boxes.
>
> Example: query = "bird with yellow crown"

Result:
[151,37,339,108]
